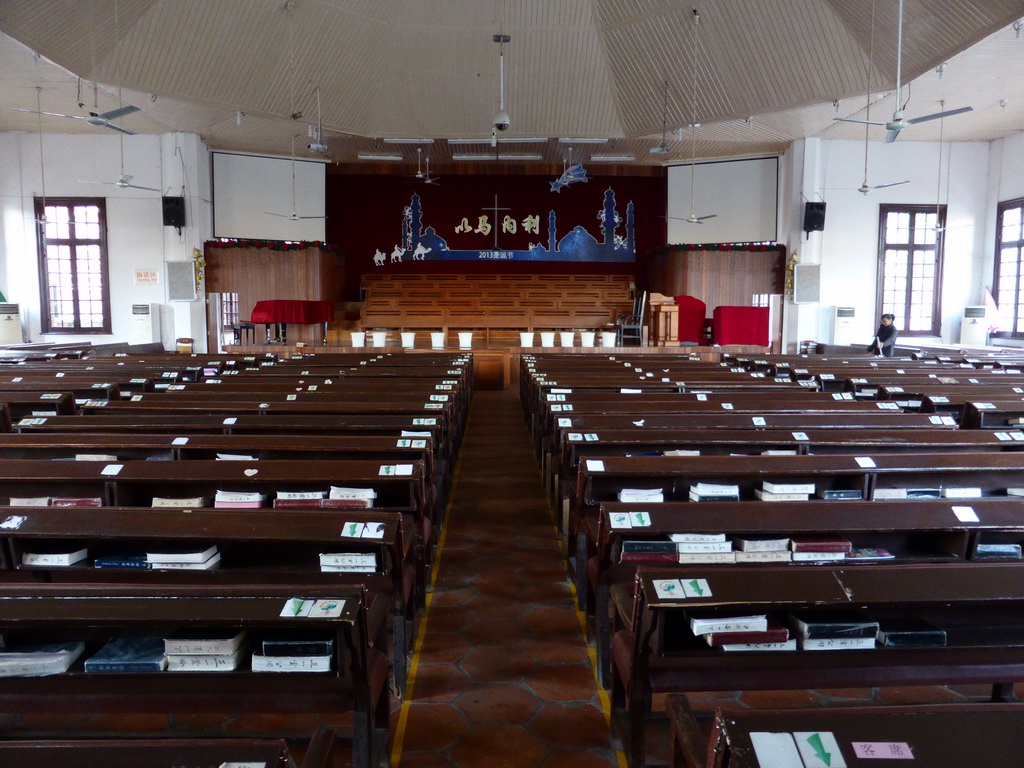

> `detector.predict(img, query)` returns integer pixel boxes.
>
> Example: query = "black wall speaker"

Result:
[803,201,826,232]
[161,196,186,228]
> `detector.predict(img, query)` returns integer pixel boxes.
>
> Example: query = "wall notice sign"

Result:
[134,268,159,285]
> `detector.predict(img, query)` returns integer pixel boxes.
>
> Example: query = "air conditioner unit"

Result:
[0,303,23,345]
[130,303,161,345]
[833,306,858,346]
[960,305,988,346]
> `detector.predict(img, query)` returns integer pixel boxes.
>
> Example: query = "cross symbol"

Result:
[483,195,511,250]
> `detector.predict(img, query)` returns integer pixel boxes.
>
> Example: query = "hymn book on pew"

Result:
[0,641,84,677]
[20,548,88,567]
[85,636,168,673]
[214,491,267,508]
[165,630,247,672]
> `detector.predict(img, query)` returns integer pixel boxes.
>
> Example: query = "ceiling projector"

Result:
[307,141,329,153]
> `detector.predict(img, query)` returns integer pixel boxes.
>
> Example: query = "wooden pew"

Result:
[588,497,1024,686]
[666,696,1024,768]
[0,583,389,768]
[0,731,336,768]
[0,505,416,692]
[613,562,1024,767]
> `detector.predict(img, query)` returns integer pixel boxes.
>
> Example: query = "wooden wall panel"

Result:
[647,249,783,310]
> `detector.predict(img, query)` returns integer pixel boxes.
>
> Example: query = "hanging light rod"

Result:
[382,138,434,144]
[590,155,635,162]
[357,153,403,161]
[558,137,608,144]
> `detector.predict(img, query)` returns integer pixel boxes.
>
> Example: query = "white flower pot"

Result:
[371,330,387,347]
[458,331,473,348]
[430,332,446,348]
[539,332,556,348]
[350,331,366,347]
[401,332,416,348]
[580,331,596,347]
[519,331,535,347]
[559,331,575,347]
[601,331,617,346]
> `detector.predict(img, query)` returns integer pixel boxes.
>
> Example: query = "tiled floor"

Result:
[391,388,620,768]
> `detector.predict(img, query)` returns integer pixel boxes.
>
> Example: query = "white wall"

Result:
[0,131,211,350]
[784,136,991,349]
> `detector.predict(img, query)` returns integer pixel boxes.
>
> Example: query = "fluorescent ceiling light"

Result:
[382,138,434,144]
[448,137,547,145]
[497,154,543,161]
[558,137,608,144]
[357,153,403,161]
[451,154,496,161]
[590,155,635,162]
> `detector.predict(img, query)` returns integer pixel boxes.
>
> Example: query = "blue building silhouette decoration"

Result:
[392,189,635,263]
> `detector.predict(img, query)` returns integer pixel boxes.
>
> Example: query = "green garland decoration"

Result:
[209,238,341,254]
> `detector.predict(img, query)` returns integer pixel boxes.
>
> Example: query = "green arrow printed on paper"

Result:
[806,732,831,766]
[688,579,704,596]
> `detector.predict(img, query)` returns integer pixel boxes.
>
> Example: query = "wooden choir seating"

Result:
[613,563,1024,767]
[0,583,390,768]
[360,273,634,333]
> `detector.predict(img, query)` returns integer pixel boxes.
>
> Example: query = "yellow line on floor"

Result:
[545,484,628,768]
[389,404,469,766]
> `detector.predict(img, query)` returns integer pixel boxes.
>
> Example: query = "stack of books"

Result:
[789,610,878,650]
[252,634,334,673]
[0,641,85,677]
[215,453,258,461]
[975,542,1024,560]
[146,544,221,570]
[214,491,266,509]
[164,629,247,672]
[274,490,328,509]
[617,488,664,503]
[319,552,378,573]
[789,535,852,562]
[671,533,735,564]
[20,547,88,567]
[152,496,209,508]
[688,483,740,502]
[84,636,168,673]
[324,487,376,509]
[755,481,814,502]
[73,453,118,461]
[698,616,794,652]
[817,488,863,500]
[876,618,947,647]
[941,487,983,499]
[9,497,104,507]
[733,536,792,563]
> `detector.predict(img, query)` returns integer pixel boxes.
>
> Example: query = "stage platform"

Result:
[219,342,769,390]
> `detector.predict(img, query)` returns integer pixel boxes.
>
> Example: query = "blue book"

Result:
[94,555,150,569]
[84,636,167,673]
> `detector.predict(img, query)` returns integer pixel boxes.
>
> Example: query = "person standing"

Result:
[868,313,898,356]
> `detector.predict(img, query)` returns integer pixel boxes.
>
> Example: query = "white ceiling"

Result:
[1,0,1023,167]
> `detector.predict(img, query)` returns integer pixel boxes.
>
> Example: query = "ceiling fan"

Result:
[649,80,671,155]
[265,135,327,220]
[414,147,440,185]
[79,79,160,192]
[834,0,972,142]
[855,0,909,193]
[674,8,716,224]
[14,78,140,134]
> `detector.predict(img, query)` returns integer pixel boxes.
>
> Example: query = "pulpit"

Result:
[674,295,707,344]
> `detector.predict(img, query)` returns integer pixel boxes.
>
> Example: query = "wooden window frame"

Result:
[991,197,1024,339]
[34,197,112,335]
[876,204,946,337]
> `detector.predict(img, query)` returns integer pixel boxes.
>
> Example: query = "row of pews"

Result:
[521,350,1024,768]
[0,350,473,768]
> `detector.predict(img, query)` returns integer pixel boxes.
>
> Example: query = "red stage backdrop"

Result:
[326,171,667,300]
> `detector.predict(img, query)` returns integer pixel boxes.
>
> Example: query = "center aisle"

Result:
[392,388,622,768]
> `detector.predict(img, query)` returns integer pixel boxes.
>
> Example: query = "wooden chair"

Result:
[616,291,647,346]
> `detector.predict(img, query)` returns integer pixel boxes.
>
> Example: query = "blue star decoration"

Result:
[550,163,588,192]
